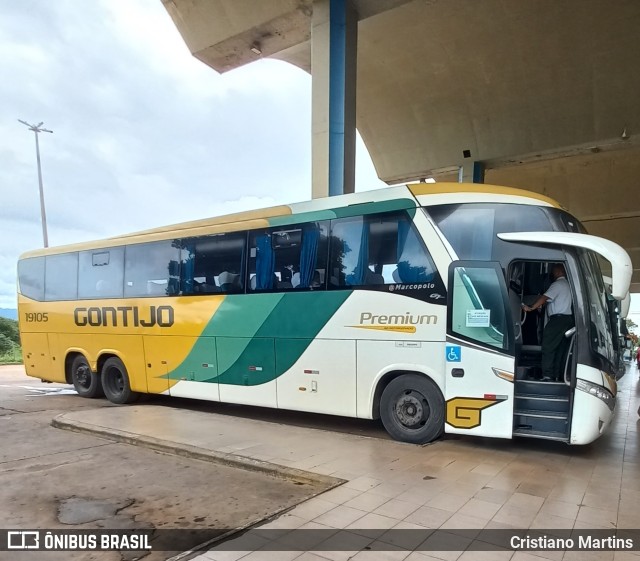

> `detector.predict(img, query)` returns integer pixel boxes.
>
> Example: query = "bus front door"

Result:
[445,262,515,439]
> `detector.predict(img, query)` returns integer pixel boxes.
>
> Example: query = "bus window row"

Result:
[18,210,440,301]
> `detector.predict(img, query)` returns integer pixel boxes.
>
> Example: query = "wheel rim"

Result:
[75,364,91,389]
[106,366,125,396]
[114,371,124,393]
[394,390,429,429]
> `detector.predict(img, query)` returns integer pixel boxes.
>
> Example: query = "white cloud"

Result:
[0,0,386,309]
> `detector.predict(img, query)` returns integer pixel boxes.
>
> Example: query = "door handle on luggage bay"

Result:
[451,368,465,378]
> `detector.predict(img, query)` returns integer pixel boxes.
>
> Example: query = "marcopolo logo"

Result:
[389,283,436,292]
[348,312,437,333]
[74,306,174,328]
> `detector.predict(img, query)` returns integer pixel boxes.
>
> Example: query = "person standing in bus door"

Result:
[522,264,574,382]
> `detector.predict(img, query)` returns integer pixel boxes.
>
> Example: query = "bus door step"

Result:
[513,408,569,435]
[512,427,569,442]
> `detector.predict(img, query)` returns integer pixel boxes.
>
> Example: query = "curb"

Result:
[52,413,345,489]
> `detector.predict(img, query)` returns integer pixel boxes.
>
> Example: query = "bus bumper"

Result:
[569,387,615,445]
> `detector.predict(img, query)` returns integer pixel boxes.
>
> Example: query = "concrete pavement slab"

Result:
[47,364,640,560]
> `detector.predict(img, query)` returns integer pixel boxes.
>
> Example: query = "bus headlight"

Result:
[576,379,615,412]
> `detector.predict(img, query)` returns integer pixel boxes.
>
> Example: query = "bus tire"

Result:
[101,357,140,405]
[380,374,444,444]
[71,355,103,398]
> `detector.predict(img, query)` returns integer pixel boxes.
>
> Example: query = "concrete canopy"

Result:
[162,0,640,291]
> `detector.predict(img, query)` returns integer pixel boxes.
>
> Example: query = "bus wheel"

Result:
[71,355,103,398]
[101,357,140,405]
[380,374,444,444]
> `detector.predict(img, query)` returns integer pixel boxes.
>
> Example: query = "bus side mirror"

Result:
[565,327,576,338]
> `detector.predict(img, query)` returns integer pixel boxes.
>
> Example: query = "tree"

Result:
[0,317,19,345]
[0,333,13,355]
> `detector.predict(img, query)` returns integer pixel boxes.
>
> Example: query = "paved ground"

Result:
[48,363,640,561]
[0,366,335,561]
[4,363,639,561]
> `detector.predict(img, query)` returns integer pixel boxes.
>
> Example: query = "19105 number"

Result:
[24,312,48,322]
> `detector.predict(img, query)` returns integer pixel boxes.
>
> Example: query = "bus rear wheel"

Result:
[380,374,444,444]
[101,357,139,405]
[71,355,103,398]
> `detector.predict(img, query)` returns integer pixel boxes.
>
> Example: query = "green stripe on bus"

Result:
[166,291,351,385]
[214,291,351,385]
[331,199,415,218]
[164,293,283,381]
[267,199,416,227]
[204,293,284,338]
[269,210,337,226]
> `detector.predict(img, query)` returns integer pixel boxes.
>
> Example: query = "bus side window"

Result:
[248,222,328,292]
[44,253,79,301]
[78,247,125,299]
[18,257,45,301]
[328,212,438,288]
[180,232,246,295]
[450,265,508,351]
[392,215,438,284]
[124,241,180,298]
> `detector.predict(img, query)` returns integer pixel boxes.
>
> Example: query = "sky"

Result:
[1,0,638,327]
[0,0,386,310]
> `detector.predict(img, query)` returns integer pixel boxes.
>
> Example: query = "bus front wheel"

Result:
[101,357,140,405]
[71,355,103,398]
[380,374,444,444]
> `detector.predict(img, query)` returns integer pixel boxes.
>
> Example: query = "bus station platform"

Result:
[53,366,640,561]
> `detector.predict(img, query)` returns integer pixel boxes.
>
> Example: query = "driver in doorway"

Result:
[522,264,574,382]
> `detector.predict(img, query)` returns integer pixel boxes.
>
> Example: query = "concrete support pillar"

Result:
[311,0,357,199]
[458,161,485,184]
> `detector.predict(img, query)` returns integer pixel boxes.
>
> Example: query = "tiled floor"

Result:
[58,364,640,560]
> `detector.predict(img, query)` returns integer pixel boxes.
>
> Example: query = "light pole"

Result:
[19,120,53,248]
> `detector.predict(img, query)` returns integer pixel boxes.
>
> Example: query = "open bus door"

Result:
[445,261,515,439]
[507,260,576,441]
[497,231,632,441]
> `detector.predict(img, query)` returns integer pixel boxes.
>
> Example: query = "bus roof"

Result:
[19,182,561,259]
[409,183,561,208]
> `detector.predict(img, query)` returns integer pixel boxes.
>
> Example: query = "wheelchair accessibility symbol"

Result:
[446,346,461,362]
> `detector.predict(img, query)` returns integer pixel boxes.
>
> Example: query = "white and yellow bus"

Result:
[17,183,632,444]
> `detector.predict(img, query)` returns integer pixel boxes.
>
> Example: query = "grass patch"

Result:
[0,346,22,364]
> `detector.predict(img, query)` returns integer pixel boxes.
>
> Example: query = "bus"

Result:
[17,183,632,445]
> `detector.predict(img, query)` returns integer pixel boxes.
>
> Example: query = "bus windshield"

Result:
[578,249,615,365]
[427,203,554,260]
